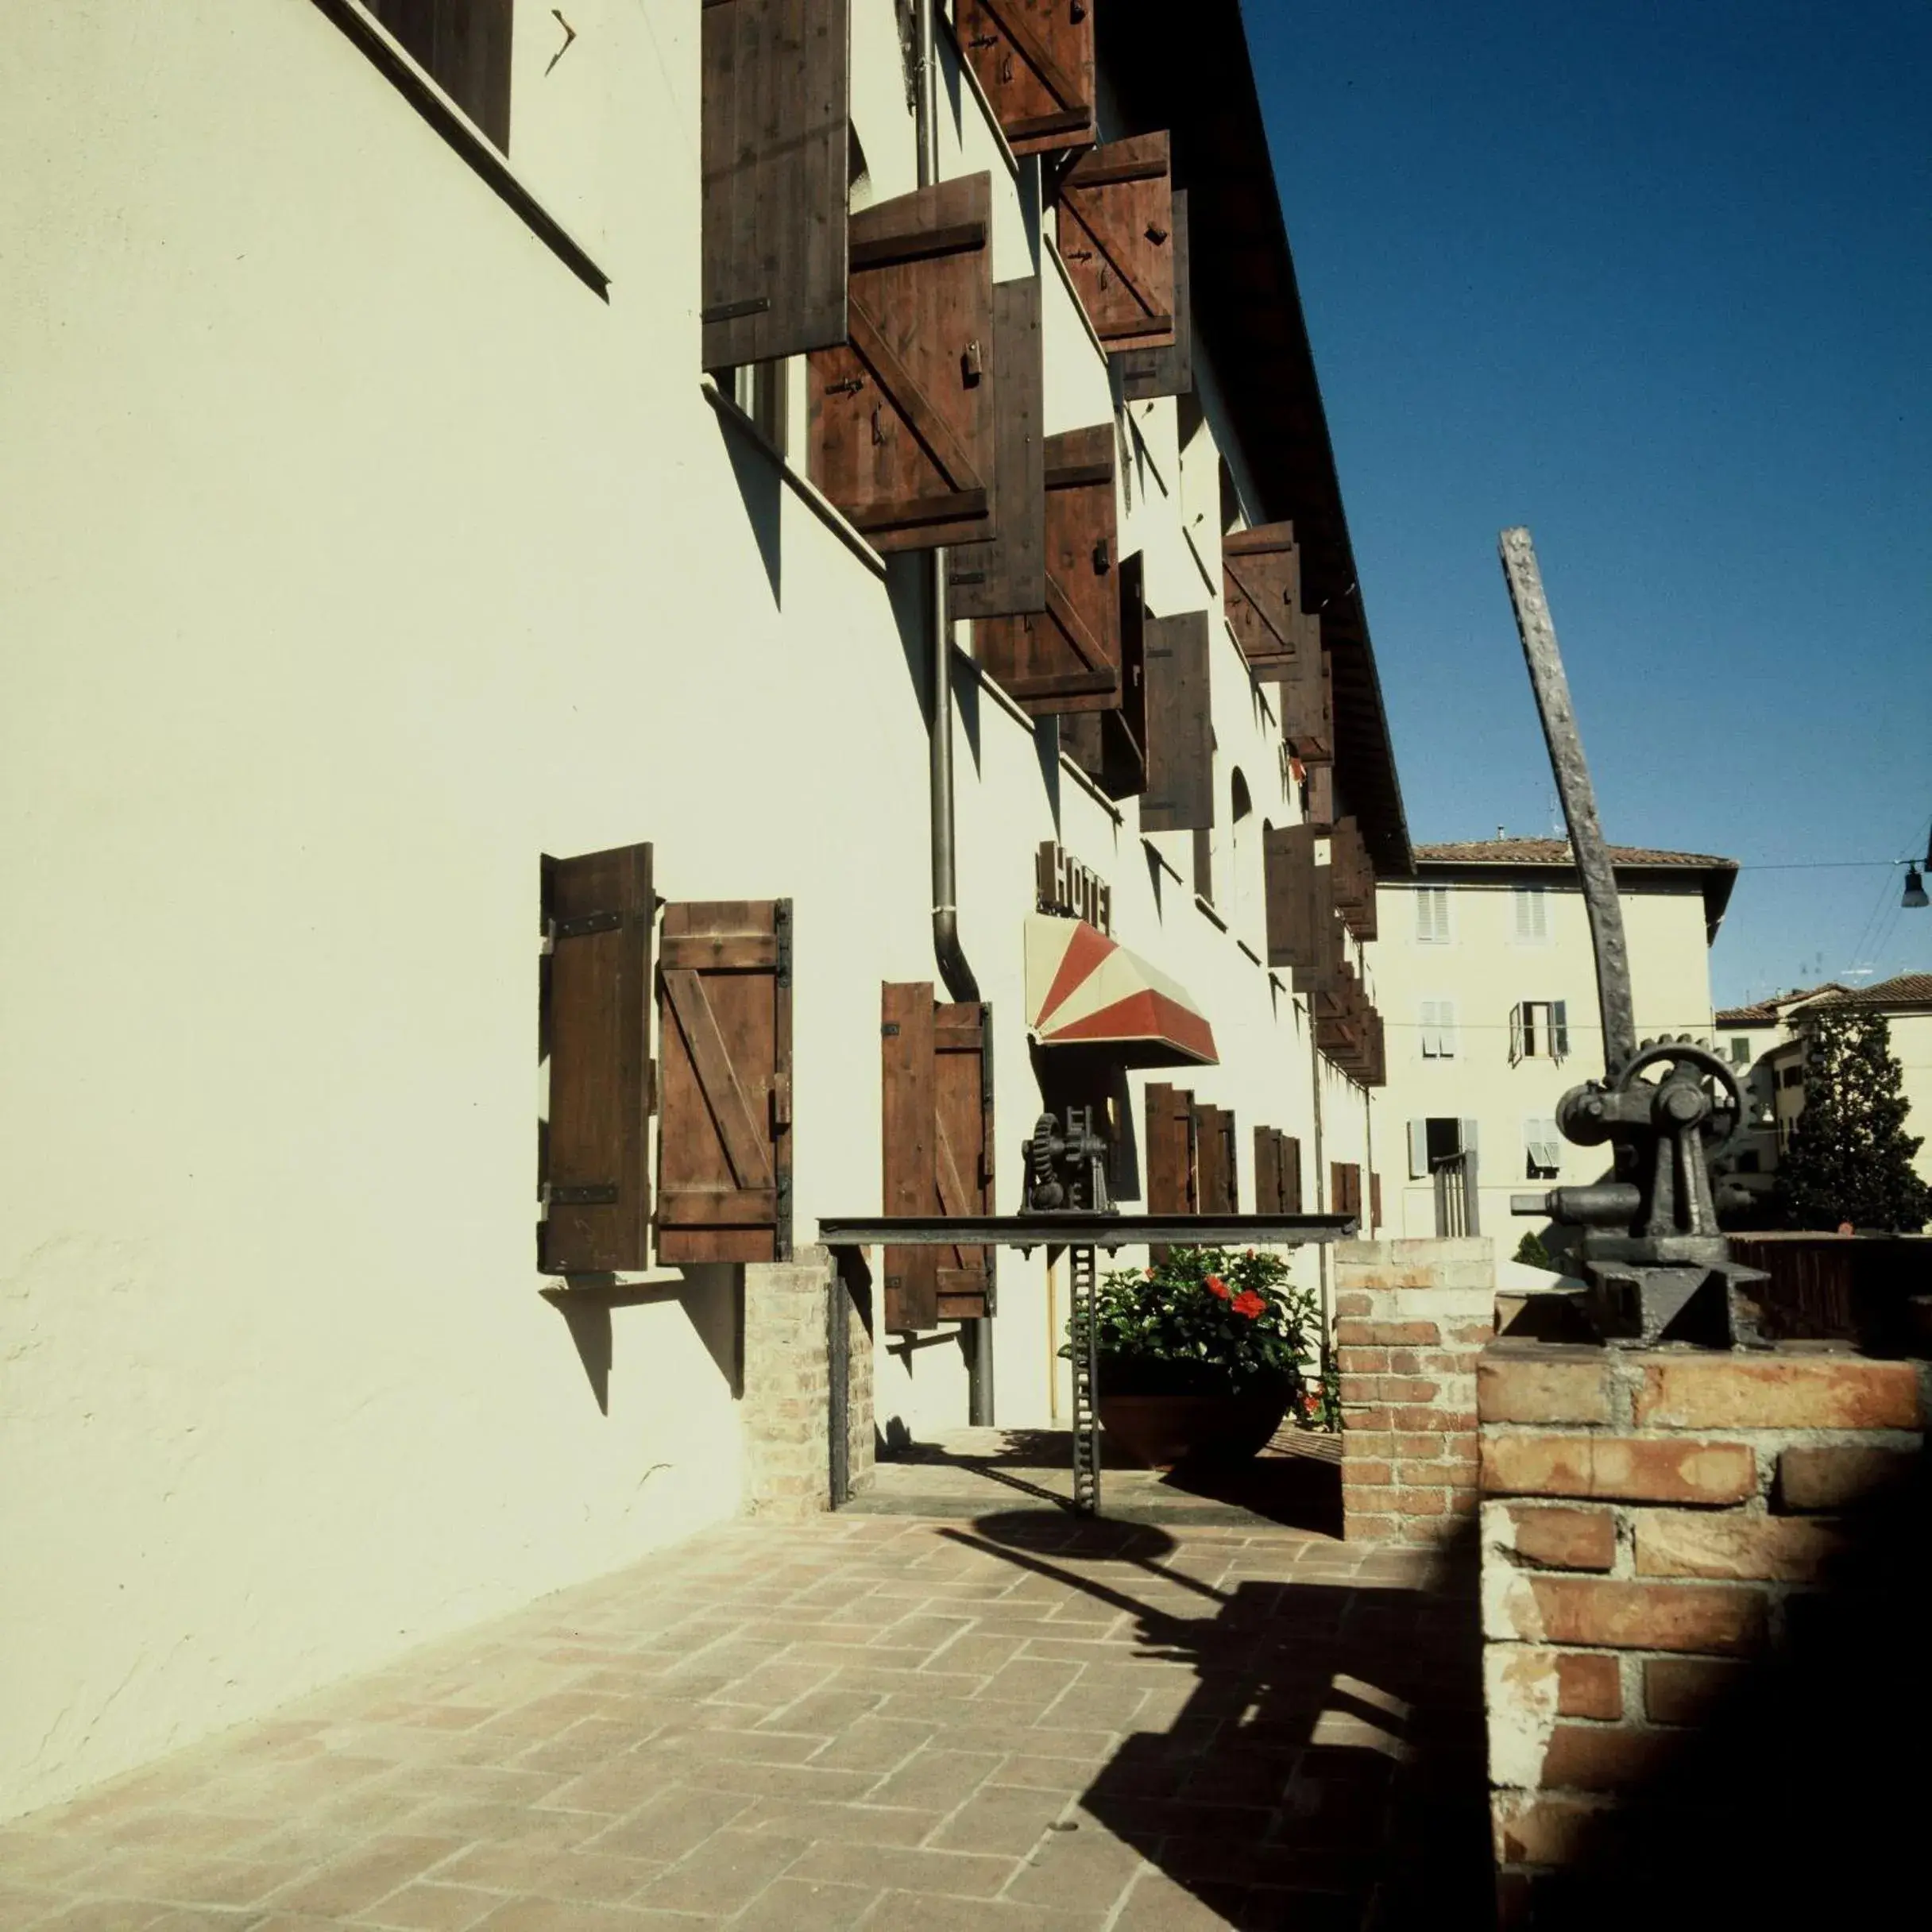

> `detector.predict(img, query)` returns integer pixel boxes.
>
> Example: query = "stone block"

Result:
[1776,1444,1919,1512]
[1632,1511,1842,1582]
[1481,1434,1757,1506]
[1633,1351,1922,1431]
[1485,1574,1767,1655]
[1478,1346,1613,1426]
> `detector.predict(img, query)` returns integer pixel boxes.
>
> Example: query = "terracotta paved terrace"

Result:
[0,1509,1490,1931]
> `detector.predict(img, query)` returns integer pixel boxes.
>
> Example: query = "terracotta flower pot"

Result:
[1095,1357,1294,1470]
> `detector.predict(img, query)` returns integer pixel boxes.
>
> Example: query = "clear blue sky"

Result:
[1247,2,1931,1008]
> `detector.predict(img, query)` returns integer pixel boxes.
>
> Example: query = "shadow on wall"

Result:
[1506,1439,1932,1930]
[541,1262,743,1414]
[716,411,782,608]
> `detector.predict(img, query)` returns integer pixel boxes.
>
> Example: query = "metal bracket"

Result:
[554,910,622,942]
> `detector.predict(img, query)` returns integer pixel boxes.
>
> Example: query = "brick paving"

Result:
[0,1510,1489,1930]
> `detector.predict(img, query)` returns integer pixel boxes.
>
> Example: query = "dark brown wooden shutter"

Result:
[1196,1103,1238,1215]
[1264,824,1313,971]
[1144,1080,1195,1262]
[1331,1161,1362,1222]
[972,424,1119,712]
[934,1002,995,1320]
[1284,629,1333,762]
[957,0,1095,155]
[1140,609,1212,832]
[1280,1135,1304,1213]
[949,277,1045,619]
[1223,521,1301,679]
[1254,1126,1281,1215]
[369,0,513,151]
[880,983,937,1330]
[1370,1170,1383,1233]
[810,173,995,551]
[539,843,654,1273]
[1304,760,1335,829]
[1332,817,1378,941]
[1118,191,1192,400]
[655,900,792,1263]
[1061,551,1147,799]
[1055,133,1175,350]
[701,0,849,368]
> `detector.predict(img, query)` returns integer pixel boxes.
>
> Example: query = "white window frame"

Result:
[1415,887,1452,945]
[1512,884,1551,945]
[1524,1117,1563,1177]
[1510,999,1571,1065]
[1420,999,1459,1059]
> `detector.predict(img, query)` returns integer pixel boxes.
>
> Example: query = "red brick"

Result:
[1442,1467,1481,1493]
[1633,1512,1841,1582]
[1420,1350,1466,1375]
[1335,1293,1374,1318]
[1492,1792,1610,1868]
[1501,1504,1616,1573]
[1478,1347,1613,1426]
[1555,1652,1621,1720]
[1344,1511,1396,1541]
[1395,1432,1443,1459]
[1539,1723,1675,1791]
[1339,1376,1380,1405]
[1450,1323,1496,1347]
[1497,1575,1768,1654]
[1776,1445,1919,1512]
[1382,1377,1442,1404]
[1392,1487,1453,1516]
[1393,1406,1477,1432]
[1633,1351,1922,1431]
[1389,1349,1422,1376]
[1335,1346,1389,1374]
[1644,1656,1745,1726]
[1441,1437,1482,1466]
[1481,1434,1757,1505]
[1343,1405,1393,1431]
[1343,1459,1393,1487]
[1335,1320,1440,1347]
[1346,1431,1395,1459]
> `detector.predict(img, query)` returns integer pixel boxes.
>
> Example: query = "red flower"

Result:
[1232,1290,1266,1320]
[1204,1274,1230,1300]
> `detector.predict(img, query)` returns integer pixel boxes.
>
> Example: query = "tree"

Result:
[1776,1006,1931,1231]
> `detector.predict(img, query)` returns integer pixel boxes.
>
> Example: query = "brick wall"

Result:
[742,1246,873,1520]
[1336,1237,1494,1544]
[1480,1339,1925,1921]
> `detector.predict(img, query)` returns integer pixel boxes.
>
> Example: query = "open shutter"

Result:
[656,900,792,1263]
[1222,521,1301,679]
[539,843,654,1273]
[1370,1172,1382,1232]
[1283,628,1332,761]
[934,1002,995,1320]
[1551,999,1571,1060]
[1139,610,1212,831]
[957,0,1095,156]
[1195,1103,1237,1214]
[1254,1126,1280,1215]
[1264,824,1312,970]
[973,425,1119,712]
[1054,133,1176,351]
[880,983,937,1331]
[1331,817,1378,940]
[1304,760,1335,829]
[1061,551,1148,799]
[1145,1080,1195,1262]
[1281,1136,1303,1212]
[810,173,995,551]
[369,0,514,151]
[1509,1003,1526,1063]
[701,0,849,367]
[1408,1120,1430,1180]
[949,277,1045,619]
[1118,191,1193,400]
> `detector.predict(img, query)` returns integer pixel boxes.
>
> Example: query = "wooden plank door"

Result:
[656,900,792,1263]
[957,0,1095,155]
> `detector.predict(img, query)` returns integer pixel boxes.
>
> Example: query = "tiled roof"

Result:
[1714,1003,1779,1027]
[1714,983,1849,1027]
[1809,972,1932,1010]
[1413,839,1734,870]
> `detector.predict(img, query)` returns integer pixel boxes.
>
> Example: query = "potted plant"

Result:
[1076,1246,1320,1468]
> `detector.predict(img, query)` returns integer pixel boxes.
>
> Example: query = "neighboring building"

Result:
[1715,975,1932,1213]
[1371,840,1737,1240]
[1,2,1406,1814]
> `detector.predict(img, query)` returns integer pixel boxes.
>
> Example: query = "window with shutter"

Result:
[1331,817,1378,941]
[1139,611,1213,833]
[539,843,654,1273]
[810,172,995,551]
[1253,1126,1304,1215]
[1117,191,1194,400]
[1330,1161,1362,1221]
[1407,1120,1428,1179]
[1513,885,1550,944]
[1222,520,1303,682]
[948,278,1045,620]
[1061,551,1147,799]
[973,425,1120,711]
[1195,1103,1238,1214]
[701,0,849,368]
[366,0,515,151]
[1144,1080,1196,1262]
[1525,1119,1562,1178]
[1281,625,1332,763]
[1304,759,1335,829]
[1416,887,1451,945]
[1279,1134,1303,1213]
[1053,133,1176,351]
[655,900,792,1263]
[956,0,1095,156]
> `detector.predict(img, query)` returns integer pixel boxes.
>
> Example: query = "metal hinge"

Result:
[702,296,771,324]
[775,900,792,989]
[546,1182,619,1208]
[554,910,622,941]
[882,1022,900,1037]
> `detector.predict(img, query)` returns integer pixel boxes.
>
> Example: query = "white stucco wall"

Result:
[0,0,1381,1816]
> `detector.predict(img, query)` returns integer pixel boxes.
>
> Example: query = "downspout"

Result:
[914,0,993,1422]
[1308,999,1330,1366]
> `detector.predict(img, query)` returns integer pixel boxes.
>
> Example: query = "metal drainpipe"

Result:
[914,0,993,1424]
[1308,1000,1330,1364]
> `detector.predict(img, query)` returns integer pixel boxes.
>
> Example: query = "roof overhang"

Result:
[1408,853,1740,944]
[1026,915,1219,1067]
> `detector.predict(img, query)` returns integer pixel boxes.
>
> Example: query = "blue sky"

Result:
[1246,2,1931,1007]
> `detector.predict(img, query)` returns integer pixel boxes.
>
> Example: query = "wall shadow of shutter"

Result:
[1140,609,1213,832]
[957,0,1097,156]
[701,0,850,369]
[655,900,792,1263]
[949,277,1045,620]
[972,424,1120,712]
[540,843,655,1273]
[368,0,514,151]
[1054,132,1176,350]
[809,173,996,551]
[1117,190,1193,400]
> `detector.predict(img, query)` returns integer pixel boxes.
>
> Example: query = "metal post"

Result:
[1068,1243,1099,1515]
[828,1262,850,1509]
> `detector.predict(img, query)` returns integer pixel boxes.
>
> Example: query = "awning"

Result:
[1026,914,1219,1067]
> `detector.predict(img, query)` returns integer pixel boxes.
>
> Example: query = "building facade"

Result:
[1,0,1407,1815]
[1370,841,1737,1242]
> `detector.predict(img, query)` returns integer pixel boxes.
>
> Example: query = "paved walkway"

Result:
[1,1510,1487,1931]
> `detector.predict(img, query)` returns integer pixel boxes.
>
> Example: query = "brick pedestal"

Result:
[742,1246,873,1520]
[1480,1339,1925,1922]
[1336,1237,1495,1544]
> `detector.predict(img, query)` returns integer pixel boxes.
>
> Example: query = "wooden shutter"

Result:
[957,0,1095,155]
[1331,1161,1362,1221]
[369,0,513,151]
[810,173,995,551]
[1304,759,1335,829]
[973,425,1119,713]
[1061,551,1147,799]
[1254,1126,1281,1215]
[880,982,937,1330]
[1117,191,1193,400]
[1055,133,1176,351]
[1139,610,1212,833]
[539,843,654,1273]
[655,900,792,1263]
[949,277,1045,620]
[1370,1172,1382,1232]
[1222,522,1301,679]
[701,0,848,367]
[1144,1080,1195,1262]
[1283,629,1332,762]
[1195,1103,1237,1214]
[1331,817,1378,941]
[1279,1134,1304,1213]
[1266,823,1341,993]
[934,1002,995,1320]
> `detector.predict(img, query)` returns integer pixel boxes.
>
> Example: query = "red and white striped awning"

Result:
[1025,914,1219,1067]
